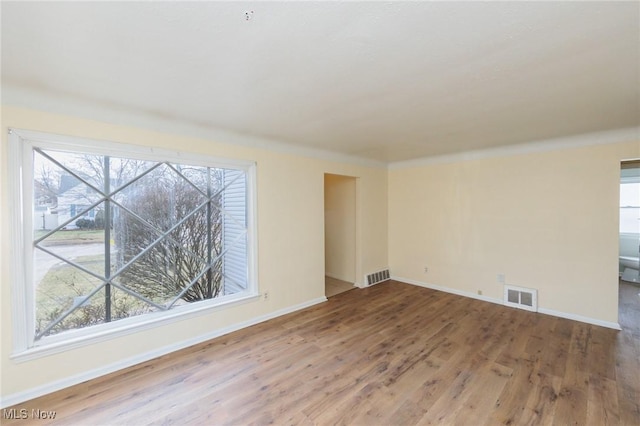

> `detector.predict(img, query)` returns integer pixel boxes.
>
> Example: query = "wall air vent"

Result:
[504,285,538,312]
[365,269,390,287]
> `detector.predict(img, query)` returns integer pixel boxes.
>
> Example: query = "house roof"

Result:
[58,174,83,194]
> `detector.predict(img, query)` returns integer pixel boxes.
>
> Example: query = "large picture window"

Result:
[10,129,257,354]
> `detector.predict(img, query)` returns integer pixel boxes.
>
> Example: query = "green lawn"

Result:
[35,254,150,337]
[35,229,105,245]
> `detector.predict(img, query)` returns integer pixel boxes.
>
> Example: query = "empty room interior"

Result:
[1,2,639,425]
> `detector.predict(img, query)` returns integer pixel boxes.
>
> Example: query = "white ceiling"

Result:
[2,1,639,164]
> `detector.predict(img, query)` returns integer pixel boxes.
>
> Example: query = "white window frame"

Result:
[620,178,640,235]
[8,129,259,361]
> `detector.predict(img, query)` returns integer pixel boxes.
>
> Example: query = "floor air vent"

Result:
[504,285,537,312]
[365,269,390,286]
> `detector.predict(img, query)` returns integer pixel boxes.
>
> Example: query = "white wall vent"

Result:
[365,269,390,286]
[504,285,537,312]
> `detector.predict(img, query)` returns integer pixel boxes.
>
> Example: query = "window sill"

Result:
[11,291,260,363]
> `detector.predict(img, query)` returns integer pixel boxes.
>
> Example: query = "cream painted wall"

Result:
[324,174,356,283]
[389,140,640,325]
[0,106,388,402]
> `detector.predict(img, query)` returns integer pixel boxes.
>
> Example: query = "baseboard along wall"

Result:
[393,276,621,331]
[1,296,328,409]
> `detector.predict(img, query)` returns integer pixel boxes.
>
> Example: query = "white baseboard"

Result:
[0,296,328,409]
[393,276,621,331]
[325,272,361,288]
[325,272,352,282]
[394,276,502,305]
[537,308,621,330]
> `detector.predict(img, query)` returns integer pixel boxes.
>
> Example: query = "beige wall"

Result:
[2,103,635,403]
[324,174,356,283]
[0,106,388,402]
[389,140,640,325]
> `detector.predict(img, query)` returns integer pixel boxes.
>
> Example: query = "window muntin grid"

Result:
[32,147,248,340]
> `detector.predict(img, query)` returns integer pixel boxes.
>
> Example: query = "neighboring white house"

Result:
[55,174,97,230]
[222,169,247,296]
[33,205,58,231]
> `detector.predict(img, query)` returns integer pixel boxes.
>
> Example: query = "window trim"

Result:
[8,128,259,361]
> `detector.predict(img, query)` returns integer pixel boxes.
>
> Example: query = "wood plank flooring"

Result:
[325,276,355,298]
[3,280,640,425]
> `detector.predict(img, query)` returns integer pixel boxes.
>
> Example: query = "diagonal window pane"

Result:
[108,156,158,192]
[34,237,108,280]
[36,150,104,191]
[110,286,157,320]
[35,255,107,337]
[169,163,210,196]
[34,150,105,235]
[113,163,207,233]
[112,203,165,272]
[114,234,212,306]
[35,200,116,277]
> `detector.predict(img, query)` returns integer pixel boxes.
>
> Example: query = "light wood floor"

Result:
[4,280,640,425]
[325,276,355,297]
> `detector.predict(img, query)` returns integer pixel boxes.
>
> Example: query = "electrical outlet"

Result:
[477,290,483,295]
[263,291,269,300]
[424,266,429,273]
[497,274,505,284]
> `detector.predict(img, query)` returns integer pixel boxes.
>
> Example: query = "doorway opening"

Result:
[619,160,640,329]
[324,174,357,297]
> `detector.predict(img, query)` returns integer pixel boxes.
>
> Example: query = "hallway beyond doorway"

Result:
[325,276,355,297]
